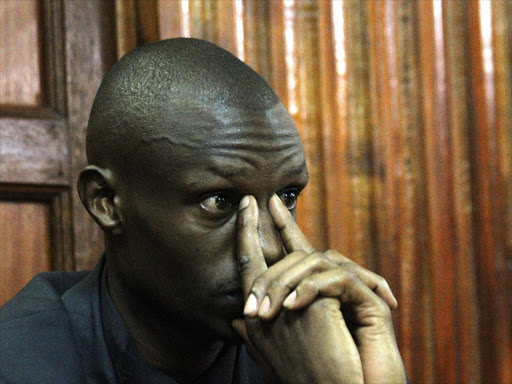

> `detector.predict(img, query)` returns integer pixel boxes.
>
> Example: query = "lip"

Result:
[214,279,243,298]
[224,288,244,301]
[221,287,244,305]
[213,288,245,317]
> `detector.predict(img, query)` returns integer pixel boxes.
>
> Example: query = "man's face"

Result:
[111,102,308,340]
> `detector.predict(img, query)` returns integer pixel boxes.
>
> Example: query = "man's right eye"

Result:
[200,194,234,215]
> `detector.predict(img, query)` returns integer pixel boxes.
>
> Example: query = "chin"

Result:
[217,323,244,343]
[169,308,243,344]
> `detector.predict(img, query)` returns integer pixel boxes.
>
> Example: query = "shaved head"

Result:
[86,38,282,172]
[79,38,308,347]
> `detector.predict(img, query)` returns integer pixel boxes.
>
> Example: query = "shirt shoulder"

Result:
[0,271,89,384]
[0,270,88,322]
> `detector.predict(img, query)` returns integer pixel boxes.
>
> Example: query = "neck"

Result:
[105,249,225,383]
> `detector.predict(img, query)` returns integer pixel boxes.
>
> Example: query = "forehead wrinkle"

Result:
[206,146,305,176]
[138,123,299,153]
[139,129,302,159]
[205,165,251,179]
[203,130,302,154]
[135,101,300,154]
[140,134,203,150]
[182,147,307,188]
[206,141,299,153]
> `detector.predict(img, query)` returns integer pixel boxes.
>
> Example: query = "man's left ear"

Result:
[77,165,123,235]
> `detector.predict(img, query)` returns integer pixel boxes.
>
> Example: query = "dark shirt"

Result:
[0,256,264,384]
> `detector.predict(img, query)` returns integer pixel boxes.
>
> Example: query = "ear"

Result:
[77,165,123,235]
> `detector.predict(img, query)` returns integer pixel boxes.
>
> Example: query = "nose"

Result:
[258,207,285,266]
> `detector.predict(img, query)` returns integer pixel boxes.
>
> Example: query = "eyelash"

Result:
[198,188,301,218]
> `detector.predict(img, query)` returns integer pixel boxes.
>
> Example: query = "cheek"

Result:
[182,214,238,264]
[145,208,239,271]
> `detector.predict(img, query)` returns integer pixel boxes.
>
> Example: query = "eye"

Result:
[200,194,235,216]
[278,189,299,210]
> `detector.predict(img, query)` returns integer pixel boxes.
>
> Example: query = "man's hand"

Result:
[231,195,407,384]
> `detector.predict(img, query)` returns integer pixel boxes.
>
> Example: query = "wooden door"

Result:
[0,0,115,306]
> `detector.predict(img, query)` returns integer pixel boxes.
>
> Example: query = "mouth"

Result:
[224,288,244,301]
[214,287,245,317]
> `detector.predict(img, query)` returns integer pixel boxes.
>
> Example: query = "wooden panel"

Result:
[158,0,184,40]
[0,200,51,306]
[0,0,42,106]
[467,1,512,383]
[116,0,159,59]
[284,0,328,251]
[65,0,117,271]
[241,0,271,81]
[442,2,482,383]
[368,2,435,383]
[0,118,69,185]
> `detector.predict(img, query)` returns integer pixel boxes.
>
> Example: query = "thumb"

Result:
[232,318,250,343]
[232,318,278,382]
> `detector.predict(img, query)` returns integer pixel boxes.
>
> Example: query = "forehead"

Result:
[142,102,299,147]
[132,102,307,188]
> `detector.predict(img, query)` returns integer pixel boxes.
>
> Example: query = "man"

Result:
[0,38,406,383]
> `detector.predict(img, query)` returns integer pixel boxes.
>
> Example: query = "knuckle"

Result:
[324,249,344,263]
[376,276,389,289]
[338,268,358,285]
[310,297,338,313]
[307,252,331,271]
[278,219,293,233]
[237,254,251,273]
[299,276,318,293]
[375,297,392,316]
[268,278,293,294]
[251,276,268,293]
[268,278,282,292]
[288,250,308,258]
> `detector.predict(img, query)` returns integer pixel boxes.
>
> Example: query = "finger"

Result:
[269,194,315,253]
[236,196,268,315]
[244,250,308,315]
[232,319,277,381]
[324,251,398,309]
[256,252,339,320]
[283,269,392,322]
[232,319,251,344]
[231,319,262,363]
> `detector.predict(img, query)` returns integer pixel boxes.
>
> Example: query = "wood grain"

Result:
[0,0,42,106]
[0,0,112,299]
[65,0,117,270]
[0,200,51,306]
[0,118,69,185]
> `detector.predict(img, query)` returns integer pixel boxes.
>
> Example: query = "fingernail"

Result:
[258,296,271,316]
[283,291,297,308]
[239,196,250,210]
[244,294,258,315]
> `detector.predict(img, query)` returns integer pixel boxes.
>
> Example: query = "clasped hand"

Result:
[231,195,407,384]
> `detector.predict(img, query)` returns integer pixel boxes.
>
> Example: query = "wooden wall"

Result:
[115,1,511,383]
[0,0,116,304]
